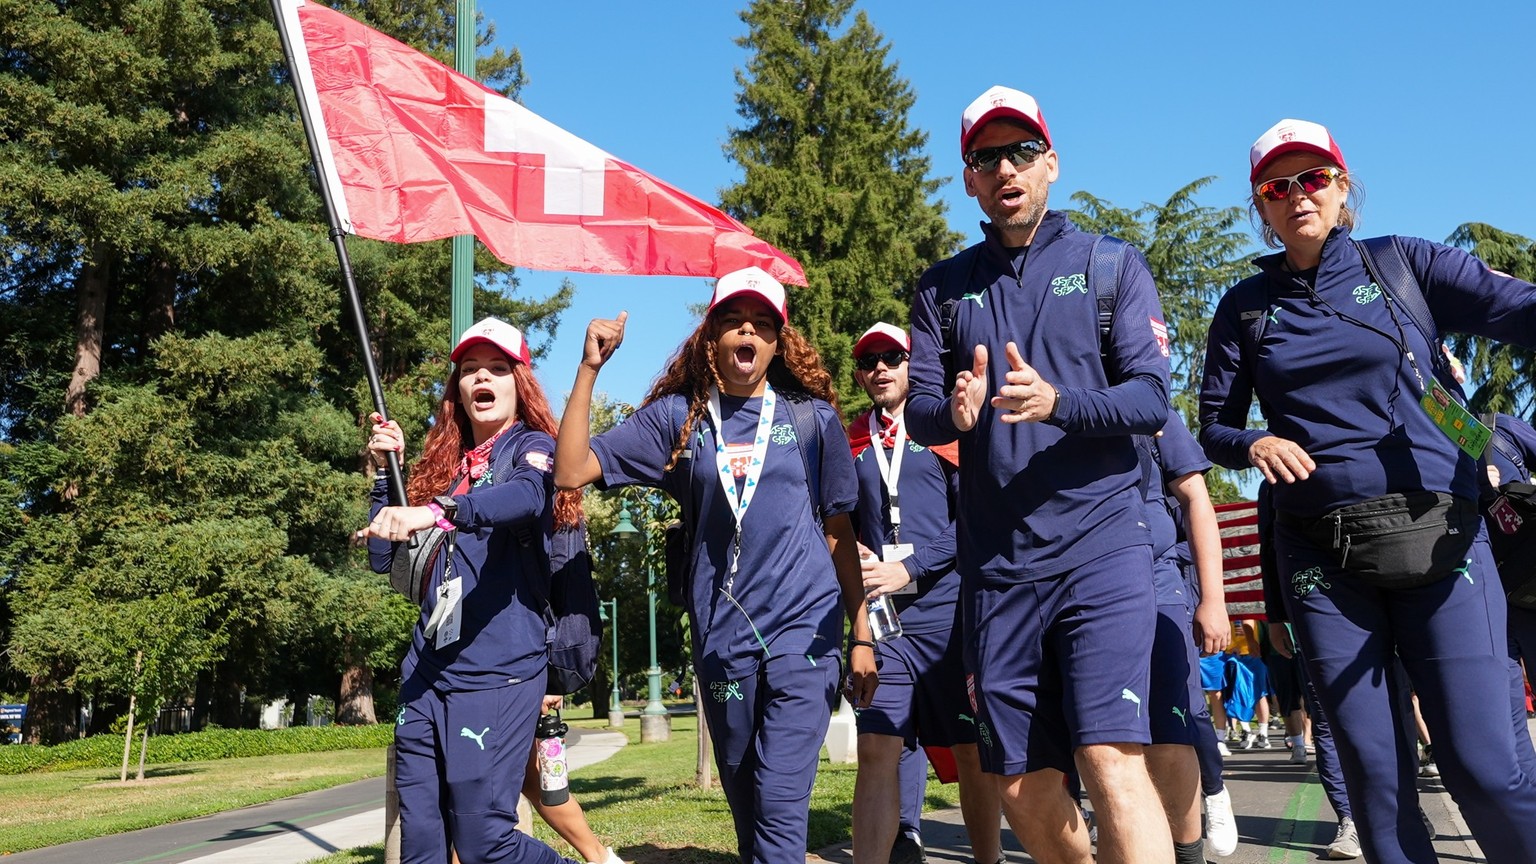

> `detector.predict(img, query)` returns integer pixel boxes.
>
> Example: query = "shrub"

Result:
[0,724,392,775]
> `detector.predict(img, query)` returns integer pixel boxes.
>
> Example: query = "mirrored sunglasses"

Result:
[855,349,909,371]
[964,139,1048,174]
[1254,166,1344,202]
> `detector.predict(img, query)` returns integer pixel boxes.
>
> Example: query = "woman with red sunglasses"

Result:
[1198,119,1536,863]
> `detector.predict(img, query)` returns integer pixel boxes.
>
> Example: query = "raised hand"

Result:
[950,344,990,432]
[991,341,1056,423]
[582,312,628,372]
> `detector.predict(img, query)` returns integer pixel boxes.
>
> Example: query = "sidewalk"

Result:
[5,727,629,864]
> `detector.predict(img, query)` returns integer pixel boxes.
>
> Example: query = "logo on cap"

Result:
[1280,131,1295,142]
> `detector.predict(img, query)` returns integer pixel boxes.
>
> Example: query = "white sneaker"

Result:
[1204,787,1238,856]
[1217,740,1231,757]
[1290,741,1308,765]
[586,848,624,864]
[1327,817,1361,859]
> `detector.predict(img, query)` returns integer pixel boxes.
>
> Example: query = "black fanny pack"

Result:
[1490,481,1536,610]
[1286,491,1479,590]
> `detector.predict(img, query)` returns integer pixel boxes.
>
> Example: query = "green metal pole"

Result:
[606,598,623,727]
[644,565,665,716]
[450,0,476,341]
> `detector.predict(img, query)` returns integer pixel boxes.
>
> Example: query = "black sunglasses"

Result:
[855,349,909,371]
[964,139,1048,174]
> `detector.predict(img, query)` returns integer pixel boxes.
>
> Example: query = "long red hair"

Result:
[642,308,837,471]
[407,357,583,528]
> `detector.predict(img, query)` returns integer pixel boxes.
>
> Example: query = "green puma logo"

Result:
[960,290,987,308]
[1454,559,1473,584]
[1172,707,1189,726]
[460,726,490,750]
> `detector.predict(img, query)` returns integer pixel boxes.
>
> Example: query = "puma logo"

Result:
[460,726,490,750]
[1121,689,1142,718]
[1172,707,1189,726]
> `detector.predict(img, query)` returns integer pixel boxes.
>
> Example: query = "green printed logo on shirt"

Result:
[1050,273,1088,296]
[1352,282,1382,305]
[1292,566,1331,597]
[711,680,745,702]
[771,423,797,446]
[960,289,987,308]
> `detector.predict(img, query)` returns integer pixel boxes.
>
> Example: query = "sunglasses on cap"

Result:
[1254,166,1345,202]
[964,139,1048,174]
[855,349,909,371]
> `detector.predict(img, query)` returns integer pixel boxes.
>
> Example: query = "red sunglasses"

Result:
[1254,166,1344,202]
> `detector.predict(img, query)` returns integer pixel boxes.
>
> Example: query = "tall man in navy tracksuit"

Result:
[845,323,1001,864]
[904,86,1176,864]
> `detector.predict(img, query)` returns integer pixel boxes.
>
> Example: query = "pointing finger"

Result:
[971,344,988,378]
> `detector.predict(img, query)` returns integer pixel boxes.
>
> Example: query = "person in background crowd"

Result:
[844,323,1002,864]
[554,267,877,864]
[905,84,1175,864]
[1199,117,1536,862]
[362,317,580,864]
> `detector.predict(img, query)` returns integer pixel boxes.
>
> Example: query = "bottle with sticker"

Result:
[534,711,570,805]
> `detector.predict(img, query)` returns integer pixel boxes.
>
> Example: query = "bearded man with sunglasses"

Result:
[1199,119,1536,864]
[845,323,1002,864]
[904,86,1176,864]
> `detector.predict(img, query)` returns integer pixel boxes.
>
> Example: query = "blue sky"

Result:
[472,1,1536,410]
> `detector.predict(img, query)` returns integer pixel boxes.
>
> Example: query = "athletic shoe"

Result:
[1419,744,1439,778]
[1255,735,1272,750]
[1204,787,1238,856]
[890,831,926,864]
[1291,741,1308,764]
[1238,731,1256,750]
[1327,817,1361,859]
[586,848,625,864]
[1217,740,1232,757]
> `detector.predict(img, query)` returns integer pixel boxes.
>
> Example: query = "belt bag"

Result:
[1494,481,1536,610]
[1302,491,1479,590]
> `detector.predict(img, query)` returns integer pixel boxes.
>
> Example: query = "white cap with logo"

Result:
[451,317,531,365]
[709,266,787,322]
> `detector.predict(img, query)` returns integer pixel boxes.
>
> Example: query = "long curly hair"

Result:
[642,309,838,471]
[406,358,583,528]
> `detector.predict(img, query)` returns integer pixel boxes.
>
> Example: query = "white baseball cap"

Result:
[1249,119,1348,184]
[961,85,1052,155]
[853,323,910,357]
[709,266,787,323]
[451,317,531,365]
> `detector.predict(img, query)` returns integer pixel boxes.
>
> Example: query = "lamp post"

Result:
[611,505,671,742]
[598,598,622,728]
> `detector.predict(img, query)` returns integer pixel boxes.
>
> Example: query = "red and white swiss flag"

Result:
[278,0,806,284]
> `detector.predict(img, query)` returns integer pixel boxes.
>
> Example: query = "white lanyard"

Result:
[869,411,907,539]
[706,383,776,580]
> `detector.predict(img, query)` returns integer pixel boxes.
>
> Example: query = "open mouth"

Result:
[472,389,495,408]
[999,188,1024,207]
[732,345,757,375]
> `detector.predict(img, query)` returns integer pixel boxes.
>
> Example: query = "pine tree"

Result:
[0,0,567,740]
[1445,222,1536,417]
[721,0,962,415]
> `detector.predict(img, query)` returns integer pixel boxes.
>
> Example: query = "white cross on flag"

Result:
[278,0,806,284]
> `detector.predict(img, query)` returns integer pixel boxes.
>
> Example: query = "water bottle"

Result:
[867,594,903,642]
[534,712,570,805]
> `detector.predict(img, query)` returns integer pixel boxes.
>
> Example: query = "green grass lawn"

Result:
[306,715,962,864]
[0,747,389,854]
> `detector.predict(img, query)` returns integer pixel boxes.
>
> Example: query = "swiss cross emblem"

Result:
[1491,496,1524,534]
[725,442,753,478]
[1149,317,1170,358]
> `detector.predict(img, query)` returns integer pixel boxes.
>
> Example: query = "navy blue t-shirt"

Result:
[1200,227,1536,517]
[849,412,960,635]
[906,211,1171,583]
[590,390,858,679]
[1136,409,1212,604]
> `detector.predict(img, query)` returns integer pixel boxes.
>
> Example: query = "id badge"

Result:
[425,577,464,649]
[882,544,918,595]
[1419,378,1490,459]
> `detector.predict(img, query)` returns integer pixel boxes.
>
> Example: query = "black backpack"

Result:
[521,519,602,695]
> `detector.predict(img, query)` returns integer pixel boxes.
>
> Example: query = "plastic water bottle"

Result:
[534,712,570,806]
[867,594,903,642]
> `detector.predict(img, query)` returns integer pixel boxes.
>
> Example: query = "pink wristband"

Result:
[426,502,456,531]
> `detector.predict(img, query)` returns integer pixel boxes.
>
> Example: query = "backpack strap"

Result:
[1356,236,1457,386]
[782,390,824,528]
[1088,236,1130,380]
[936,245,981,386]
[1481,414,1528,477]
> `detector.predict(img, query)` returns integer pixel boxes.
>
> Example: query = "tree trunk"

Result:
[136,725,149,781]
[22,671,77,745]
[144,258,176,344]
[65,242,110,419]
[336,647,377,725]
[120,696,137,783]
[695,685,711,790]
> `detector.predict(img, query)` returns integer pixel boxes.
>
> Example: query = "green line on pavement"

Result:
[116,796,386,864]
[1269,773,1325,863]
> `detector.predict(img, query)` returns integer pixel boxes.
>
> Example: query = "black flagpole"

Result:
[270,0,406,506]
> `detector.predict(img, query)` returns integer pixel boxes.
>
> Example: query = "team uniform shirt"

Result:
[1200,227,1536,517]
[1480,414,1536,596]
[1136,408,1212,605]
[590,392,858,680]
[849,410,960,634]
[905,211,1172,583]
[369,423,556,691]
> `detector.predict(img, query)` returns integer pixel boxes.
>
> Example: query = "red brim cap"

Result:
[1249,119,1347,184]
[451,317,530,365]
[710,265,788,322]
[961,85,1052,155]
[853,322,910,357]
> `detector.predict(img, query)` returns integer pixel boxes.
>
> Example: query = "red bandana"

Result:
[846,409,960,467]
[452,427,508,494]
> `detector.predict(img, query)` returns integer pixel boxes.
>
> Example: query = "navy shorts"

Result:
[1147,603,1200,746]
[856,623,976,748]
[965,544,1156,776]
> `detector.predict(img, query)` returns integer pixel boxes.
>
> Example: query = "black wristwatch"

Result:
[432,495,459,523]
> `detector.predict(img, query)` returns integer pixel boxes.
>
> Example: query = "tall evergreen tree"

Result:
[0,0,568,741]
[1065,178,1255,502]
[721,0,962,415]
[1445,222,1536,417]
